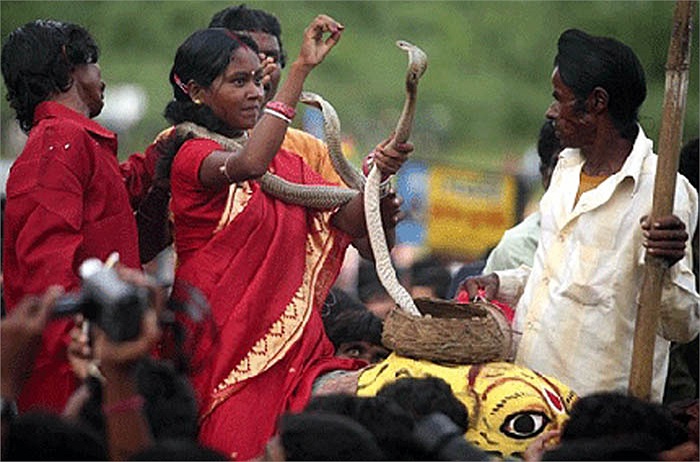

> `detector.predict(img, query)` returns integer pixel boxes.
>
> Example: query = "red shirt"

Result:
[3,101,147,412]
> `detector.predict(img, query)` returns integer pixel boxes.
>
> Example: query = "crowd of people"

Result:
[1,3,698,461]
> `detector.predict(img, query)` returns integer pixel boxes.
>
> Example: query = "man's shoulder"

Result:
[32,116,91,140]
[503,212,541,240]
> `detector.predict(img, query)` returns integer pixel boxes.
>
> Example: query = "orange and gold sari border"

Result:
[213,182,253,234]
[201,210,340,421]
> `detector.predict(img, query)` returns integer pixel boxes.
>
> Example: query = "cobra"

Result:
[172,42,429,304]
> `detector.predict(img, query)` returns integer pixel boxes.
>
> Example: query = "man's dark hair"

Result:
[79,359,199,443]
[357,259,394,304]
[305,394,429,460]
[3,411,108,460]
[554,28,646,141]
[209,4,287,68]
[130,439,228,461]
[164,28,259,135]
[376,377,470,433]
[678,138,698,191]
[561,391,686,451]
[1,19,99,132]
[321,288,384,349]
[542,433,662,461]
[279,412,386,461]
[409,254,451,299]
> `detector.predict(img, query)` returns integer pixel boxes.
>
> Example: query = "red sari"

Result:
[170,138,363,460]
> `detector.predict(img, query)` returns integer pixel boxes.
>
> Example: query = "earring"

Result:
[193,98,202,105]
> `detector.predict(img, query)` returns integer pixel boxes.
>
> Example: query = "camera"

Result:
[413,413,491,461]
[53,258,149,342]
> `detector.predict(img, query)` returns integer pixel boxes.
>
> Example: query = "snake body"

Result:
[173,121,359,210]
[364,40,428,316]
[298,92,366,191]
[173,41,429,316]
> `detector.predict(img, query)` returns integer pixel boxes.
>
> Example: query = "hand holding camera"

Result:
[54,256,151,342]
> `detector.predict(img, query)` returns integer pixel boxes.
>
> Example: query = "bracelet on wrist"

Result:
[263,108,292,125]
[362,151,392,182]
[219,155,235,182]
[102,395,145,415]
[265,101,296,120]
[379,177,392,199]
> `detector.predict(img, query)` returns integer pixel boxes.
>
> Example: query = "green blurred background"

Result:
[2,1,698,170]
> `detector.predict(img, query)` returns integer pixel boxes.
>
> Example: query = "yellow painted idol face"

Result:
[357,354,577,459]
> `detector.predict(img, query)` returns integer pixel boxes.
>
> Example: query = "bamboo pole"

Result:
[629,0,696,400]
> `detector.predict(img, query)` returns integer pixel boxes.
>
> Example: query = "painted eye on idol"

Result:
[500,411,550,439]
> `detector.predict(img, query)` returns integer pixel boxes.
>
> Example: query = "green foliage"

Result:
[1,1,698,168]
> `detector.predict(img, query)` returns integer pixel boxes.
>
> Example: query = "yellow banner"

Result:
[426,166,517,259]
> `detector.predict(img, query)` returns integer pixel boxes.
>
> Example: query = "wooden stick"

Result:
[629,0,696,400]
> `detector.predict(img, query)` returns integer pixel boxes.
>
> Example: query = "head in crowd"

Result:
[408,254,451,299]
[1,19,100,132]
[78,359,199,443]
[3,411,108,460]
[271,412,385,461]
[561,391,686,452]
[553,29,646,143]
[376,377,470,433]
[537,119,562,190]
[209,4,286,102]
[357,259,397,319]
[130,439,228,461]
[164,28,261,137]
[542,433,663,461]
[321,288,389,364]
[413,413,491,461]
[305,393,429,460]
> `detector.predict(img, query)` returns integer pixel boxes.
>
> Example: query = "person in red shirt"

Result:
[1,19,163,413]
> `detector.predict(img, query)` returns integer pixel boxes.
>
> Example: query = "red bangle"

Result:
[265,101,296,120]
[102,395,145,415]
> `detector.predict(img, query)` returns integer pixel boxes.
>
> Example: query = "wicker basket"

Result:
[382,297,513,365]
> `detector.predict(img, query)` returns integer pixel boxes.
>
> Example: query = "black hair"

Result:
[279,412,386,461]
[321,288,384,349]
[357,259,393,303]
[209,4,287,68]
[305,394,429,460]
[678,137,699,192]
[1,19,99,133]
[537,119,561,170]
[561,391,686,451]
[163,28,259,135]
[78,358,199,443]
[376,376,470,433]
[129,439,228,461]
[3,411,108,460]
[554,28,646,141]
[542,433,662,461]
[409,254,451,299]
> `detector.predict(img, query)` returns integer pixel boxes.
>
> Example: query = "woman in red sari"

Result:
[161,16,411,459]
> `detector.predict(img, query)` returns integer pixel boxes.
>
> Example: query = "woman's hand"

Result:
[366,136,414,177]
[295,15,344,70]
